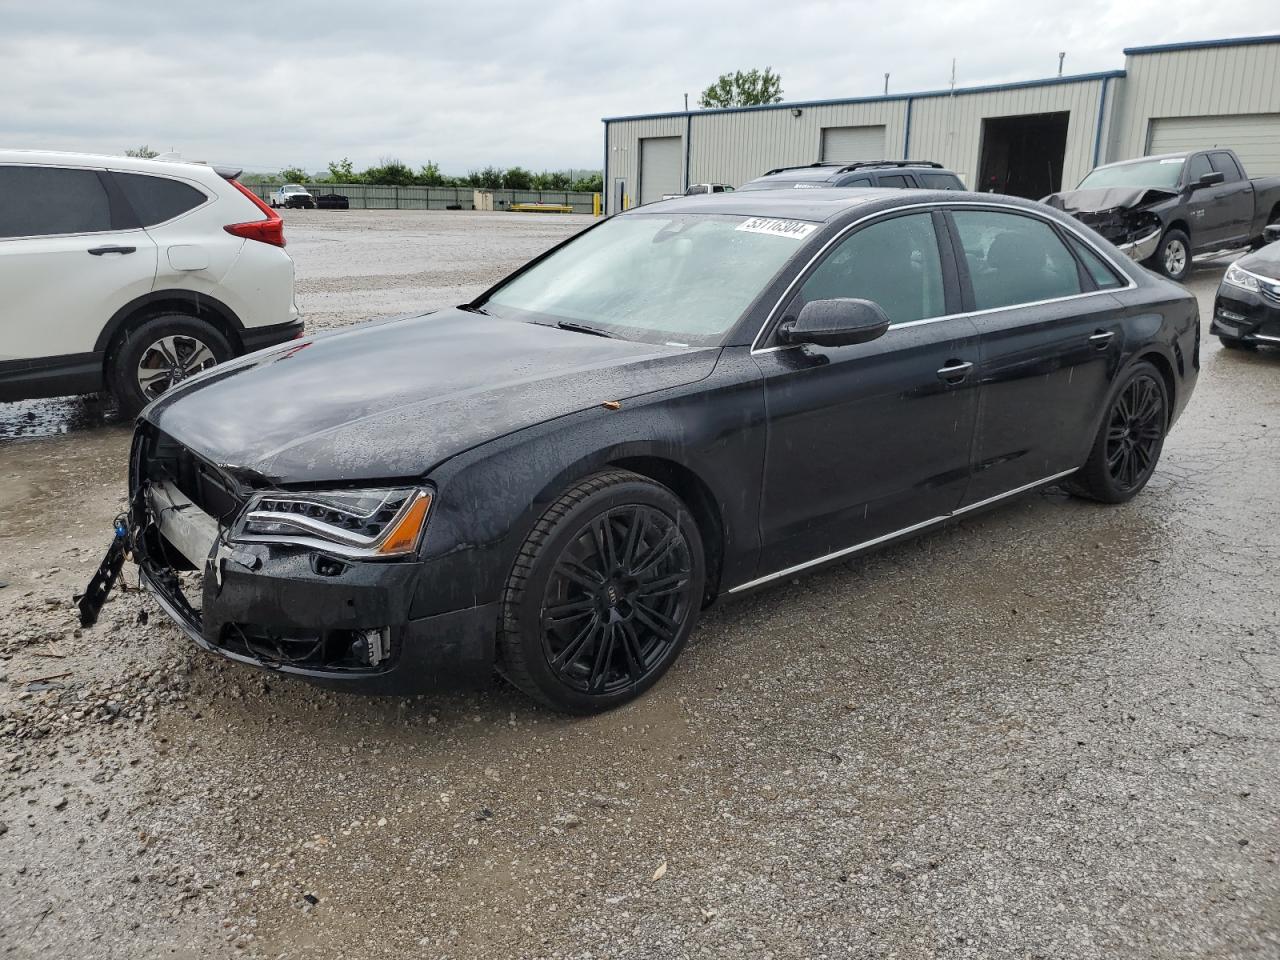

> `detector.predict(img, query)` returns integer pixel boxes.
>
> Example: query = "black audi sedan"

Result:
[87,189,1200,712]
[1211,227,1280,349]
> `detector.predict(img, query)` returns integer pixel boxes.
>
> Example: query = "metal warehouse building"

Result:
[603,34,1280,213]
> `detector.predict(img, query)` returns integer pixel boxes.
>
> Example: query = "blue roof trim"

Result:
[1123,34,1280,56]
[601,70,1126,123]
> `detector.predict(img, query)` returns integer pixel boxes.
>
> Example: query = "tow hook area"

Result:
[355,627,391,667]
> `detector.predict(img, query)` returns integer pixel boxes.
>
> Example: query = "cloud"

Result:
[2,0,1274,173]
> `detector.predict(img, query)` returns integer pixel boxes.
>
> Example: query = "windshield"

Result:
[483,214,811,346]
[283,184,306,192]
[1078,158,1184,190]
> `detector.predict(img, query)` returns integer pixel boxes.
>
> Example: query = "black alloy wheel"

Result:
[1067,360,1169,503]
[498,471,705,712]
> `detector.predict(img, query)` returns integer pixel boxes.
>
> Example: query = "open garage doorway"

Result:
[977,112,1070,198]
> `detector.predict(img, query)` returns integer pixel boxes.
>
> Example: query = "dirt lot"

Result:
[2,209,1278,959]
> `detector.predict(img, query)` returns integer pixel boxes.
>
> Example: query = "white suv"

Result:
[0,150,301,413]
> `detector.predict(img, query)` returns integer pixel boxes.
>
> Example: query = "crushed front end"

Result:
[1069,207,1163,262]
[121,423,493,691]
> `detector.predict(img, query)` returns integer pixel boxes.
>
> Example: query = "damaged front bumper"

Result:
[119,429,495,693]
[1117,228,1161,262]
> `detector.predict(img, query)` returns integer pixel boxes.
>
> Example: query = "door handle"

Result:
[87,245,136,256]
[1089,330,1116,350]
[936,360,973,383]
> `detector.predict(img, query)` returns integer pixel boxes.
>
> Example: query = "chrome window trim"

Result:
[727,467,1078,593]
[748,200,1138,355]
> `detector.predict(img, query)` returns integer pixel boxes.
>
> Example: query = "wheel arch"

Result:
[96,290,245,366]
[1133,348,1177,424]
[607,454,726,603]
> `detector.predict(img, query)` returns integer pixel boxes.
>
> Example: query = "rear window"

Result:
[920,172,963,190]
[1064,233,1126,290]
[114,172,207,226]
[0,165,112,237]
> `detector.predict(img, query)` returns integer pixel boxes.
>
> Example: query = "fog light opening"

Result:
[352,627,391,667]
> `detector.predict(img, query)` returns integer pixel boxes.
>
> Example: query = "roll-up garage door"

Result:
[1147,115,1280,176]
[820,125,887,162]
[639,136,683,205]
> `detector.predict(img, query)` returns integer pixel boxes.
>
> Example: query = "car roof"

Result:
[627,187,1054,223]
[0,148,237,181]
[1095,152,1191,168]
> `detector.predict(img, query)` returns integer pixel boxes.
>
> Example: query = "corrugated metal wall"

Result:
[605,116,685,213]
[1110,44,1280,166]
[687,101,908,191]
[605,39,1280,212]
[907,80,1107,190]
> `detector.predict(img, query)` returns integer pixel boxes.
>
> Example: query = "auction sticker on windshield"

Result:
[735,217,817,240]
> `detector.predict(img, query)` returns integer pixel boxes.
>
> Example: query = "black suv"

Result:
[739,160,965,192]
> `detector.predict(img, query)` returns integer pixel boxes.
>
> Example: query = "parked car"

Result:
[315,193,350,210]
[1043,149,1280,282]
[270,184,315,209]
[83,189,1198,713]
[0,150,302,413]
[663,183,735,199]
[1211,223,1280,349]
[739,160,965,192]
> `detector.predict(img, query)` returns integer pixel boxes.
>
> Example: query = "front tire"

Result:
[1150,228,1191,282]
[109,313,233,415]
[1067,361,1169,504]
[498,470,705,713]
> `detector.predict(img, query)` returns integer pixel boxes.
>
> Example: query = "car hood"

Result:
[144,309,719,484]
[1235,241,1280,281]
[1042,186,1180,213]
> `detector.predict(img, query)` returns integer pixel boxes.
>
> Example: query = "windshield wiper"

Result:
[556,320,615,339]
[458,303,490,316]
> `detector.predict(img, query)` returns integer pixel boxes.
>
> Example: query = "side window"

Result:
[0,165,112,238]
[843,176,873,187]
[1063,232,1126,290]
[1209,152,1242,183]
[113,172,207,226]
[1186,154,1213,186]
[796,212,947,326]
[878,174,912,188]
[952,209,1083,310]
[920,172,963,190]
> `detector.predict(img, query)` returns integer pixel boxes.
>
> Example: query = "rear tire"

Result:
[1149,229,1191,282]
[1066,361,1169,504]
[109,313,233,416]
[497,470,705,713]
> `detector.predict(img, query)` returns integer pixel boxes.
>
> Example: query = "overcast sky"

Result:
[2,2,1276,174]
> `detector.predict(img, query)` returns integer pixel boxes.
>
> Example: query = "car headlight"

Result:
[1224,262,1260,293]
[232,487,432,558]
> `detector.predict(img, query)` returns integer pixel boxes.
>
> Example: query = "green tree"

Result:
[361,157,417,186]
[124,145,159,158]
[571,173,604,192]
[279,167,310,183]
[533,170,573,190]
[699,68,783,108]
[326,157,358,183]
[416,160,450,186]
[503,166,534,190]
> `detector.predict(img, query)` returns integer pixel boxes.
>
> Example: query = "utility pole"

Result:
[884,73,889,95]
[684,92,688,112]
[1058,52,1066,76]
[949,58,956,96]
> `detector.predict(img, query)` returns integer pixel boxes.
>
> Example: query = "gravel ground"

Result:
[1,210,1277,959]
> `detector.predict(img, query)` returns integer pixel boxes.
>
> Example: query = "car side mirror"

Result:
[1264,223,1280,245]
[779,298,891,348]
[1193,170,1225,189]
